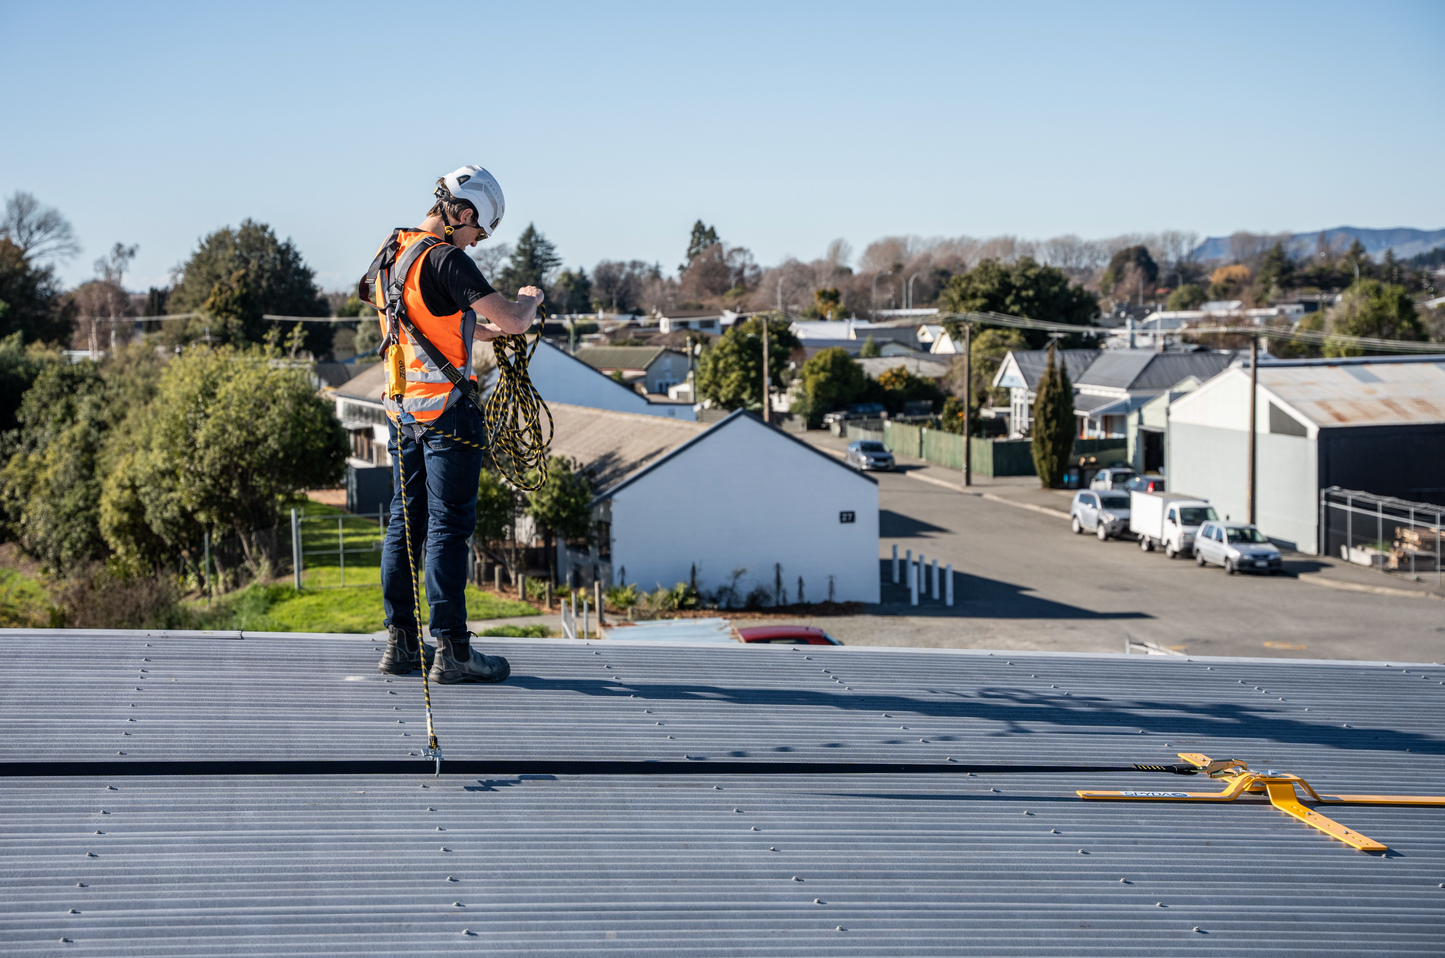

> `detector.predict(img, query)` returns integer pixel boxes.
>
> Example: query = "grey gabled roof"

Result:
[573,345,681,371]
[3,630,1444,955]
[594,409,877,501]
[1002,349,1101,390]
[1077,350,1238,391]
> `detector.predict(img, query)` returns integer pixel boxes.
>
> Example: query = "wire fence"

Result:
[288,508,390,590]
[1320,487,1443,588]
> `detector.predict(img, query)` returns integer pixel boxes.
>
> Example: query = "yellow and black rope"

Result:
[386,304,553,768]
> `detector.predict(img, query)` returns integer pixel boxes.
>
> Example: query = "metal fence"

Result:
[288,507,390,589]
[1320,487,1443,588]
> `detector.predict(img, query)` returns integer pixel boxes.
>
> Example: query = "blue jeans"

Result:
[381,401,485,645]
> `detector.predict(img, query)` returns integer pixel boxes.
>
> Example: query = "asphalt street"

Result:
[778,453,1445,663]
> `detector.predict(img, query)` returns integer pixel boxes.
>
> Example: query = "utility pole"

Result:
[1247,334,1258,525]
[760,316,771,424]
[962,321,973,486]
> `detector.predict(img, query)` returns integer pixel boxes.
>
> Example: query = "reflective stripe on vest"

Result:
[381,230,478,424]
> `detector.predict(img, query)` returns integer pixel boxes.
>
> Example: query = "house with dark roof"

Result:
[546,403,879,602]
[572,345,691,395]
[1073,350,1240,439]
[991,349,1101,436]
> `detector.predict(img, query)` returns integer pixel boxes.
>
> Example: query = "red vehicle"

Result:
[735,625,842,646]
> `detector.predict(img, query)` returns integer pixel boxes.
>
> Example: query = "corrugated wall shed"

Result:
[3,630,1444,955]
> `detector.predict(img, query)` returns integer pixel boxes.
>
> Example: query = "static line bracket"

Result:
[1078,752,1445,852]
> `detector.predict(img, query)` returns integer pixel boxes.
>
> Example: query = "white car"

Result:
[1089,467,1136,490]
[1194,521,1283,575]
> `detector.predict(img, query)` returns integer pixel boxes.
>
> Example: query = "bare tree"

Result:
[2,191,81,263]
[470,242,511,281]
[71,242,138,355]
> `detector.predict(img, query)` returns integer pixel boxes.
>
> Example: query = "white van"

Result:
[1130,491,1218,559]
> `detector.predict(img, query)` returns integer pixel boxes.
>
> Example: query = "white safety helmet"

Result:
[438,165,505,238]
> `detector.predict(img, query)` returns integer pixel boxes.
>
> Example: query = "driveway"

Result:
[782,432,1445,663]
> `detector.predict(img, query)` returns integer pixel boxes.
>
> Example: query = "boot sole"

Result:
[430,664,511,684]
[377,660,421,675]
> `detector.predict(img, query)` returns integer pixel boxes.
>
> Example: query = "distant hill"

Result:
[1191,227,1445,262]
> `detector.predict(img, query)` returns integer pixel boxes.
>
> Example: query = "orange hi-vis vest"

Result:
[359,228,478,426]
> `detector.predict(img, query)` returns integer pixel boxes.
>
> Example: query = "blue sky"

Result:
[4,1,1442,293]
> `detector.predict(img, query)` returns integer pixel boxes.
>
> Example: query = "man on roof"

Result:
[360,165,543,685]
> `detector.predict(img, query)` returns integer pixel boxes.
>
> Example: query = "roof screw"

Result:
[427,807,435,811]
[1078,849,1086,854]
[837,926,845,931]
[814,898,823,904]
[1193,927,1202,933]
[990,787,999,792]
[436,826,444,831]
[453,901,463,907]
[76,883,86,888]
[68,908,78,914]
[1023,811,1032,816]
[85,852,96,857]
[751,826,759,831]
[1119,878,1127,883]
[462,929,474,936]
[440,846,449,852]
[791,876,801,881]
[769,846,777,851]
[59,938,71,943]
[105,786,116,790]
[446,876,456,882]
[94,830,103,835]
[1156,902,1165,907]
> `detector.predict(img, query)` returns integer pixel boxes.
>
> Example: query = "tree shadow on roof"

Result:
[499,673,1443,756]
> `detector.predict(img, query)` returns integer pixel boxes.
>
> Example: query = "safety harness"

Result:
[360,229,554,770]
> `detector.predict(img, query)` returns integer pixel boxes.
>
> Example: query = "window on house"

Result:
[596,521,611,560]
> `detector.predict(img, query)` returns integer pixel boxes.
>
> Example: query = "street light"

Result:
[906,272,922,309]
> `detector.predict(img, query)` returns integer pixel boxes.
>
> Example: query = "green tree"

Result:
[1166,284,1208,310]
[100,344,348,576]
[0,238,77,345]
[1323,280,1424,357]
[167,219,330,354]
[0,330,50,435]
[810,286,847,319]
[796,346,866,425]
[495,224,561,296]
[937,257,1097,348]
[695,314,800,411]
[1254,243,1294,297]
[859,335,881,357]
[1030,347,1074,488]
[681,220,720,273]
[1342,239,1373,284]
[553,267,593,314]
[524,456,593,581]
[875,366,942,414]
[0,346,162,572]
[1099,245,1159,297]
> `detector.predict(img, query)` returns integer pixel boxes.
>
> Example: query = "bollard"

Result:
[582,598,590,641]
[494,565,503,593]
[520,573,528,602]
[931,559,939,600]
[945,563,954,606]
[595,581,604,628]
[892,544,899,584]
[545,580,553,610]
[909,561,918,606]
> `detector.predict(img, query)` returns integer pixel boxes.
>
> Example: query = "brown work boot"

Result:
[378,626,423,675]
[429,634,510,684]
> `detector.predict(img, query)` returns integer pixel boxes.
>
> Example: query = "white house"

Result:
[527,339,697,419]
[549,404,881,603]
[1167,355,1445,553]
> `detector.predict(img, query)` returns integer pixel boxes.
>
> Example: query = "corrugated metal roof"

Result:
[998,349,1101,389]
[3,630,1444,955]
[1077,351,1237,391]
[1261,360,1445,428]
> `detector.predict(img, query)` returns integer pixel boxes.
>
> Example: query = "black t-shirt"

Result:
[416,245,496,318]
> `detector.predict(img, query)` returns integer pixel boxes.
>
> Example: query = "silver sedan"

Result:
[1194,521,1283,574]
[845,440,896,471]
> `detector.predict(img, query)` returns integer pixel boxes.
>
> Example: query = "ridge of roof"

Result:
[594,410,876,502]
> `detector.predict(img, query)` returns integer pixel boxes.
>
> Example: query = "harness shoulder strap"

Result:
[386,235,483,410]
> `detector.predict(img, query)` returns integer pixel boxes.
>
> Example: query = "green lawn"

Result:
[192,581,538,633]
[0,567,56,628]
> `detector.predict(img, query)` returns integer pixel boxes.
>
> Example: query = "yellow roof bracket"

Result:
[1075,753,1445,852]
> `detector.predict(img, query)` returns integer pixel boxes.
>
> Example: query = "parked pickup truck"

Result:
[1130,491,1219,559]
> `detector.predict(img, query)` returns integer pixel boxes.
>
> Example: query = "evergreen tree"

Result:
[553,267,593,314]
[681,220,719,273]
[1030,346,1074,489]
[859,335,881,357]
[495,224,560,296]
[938,257,1097,348]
